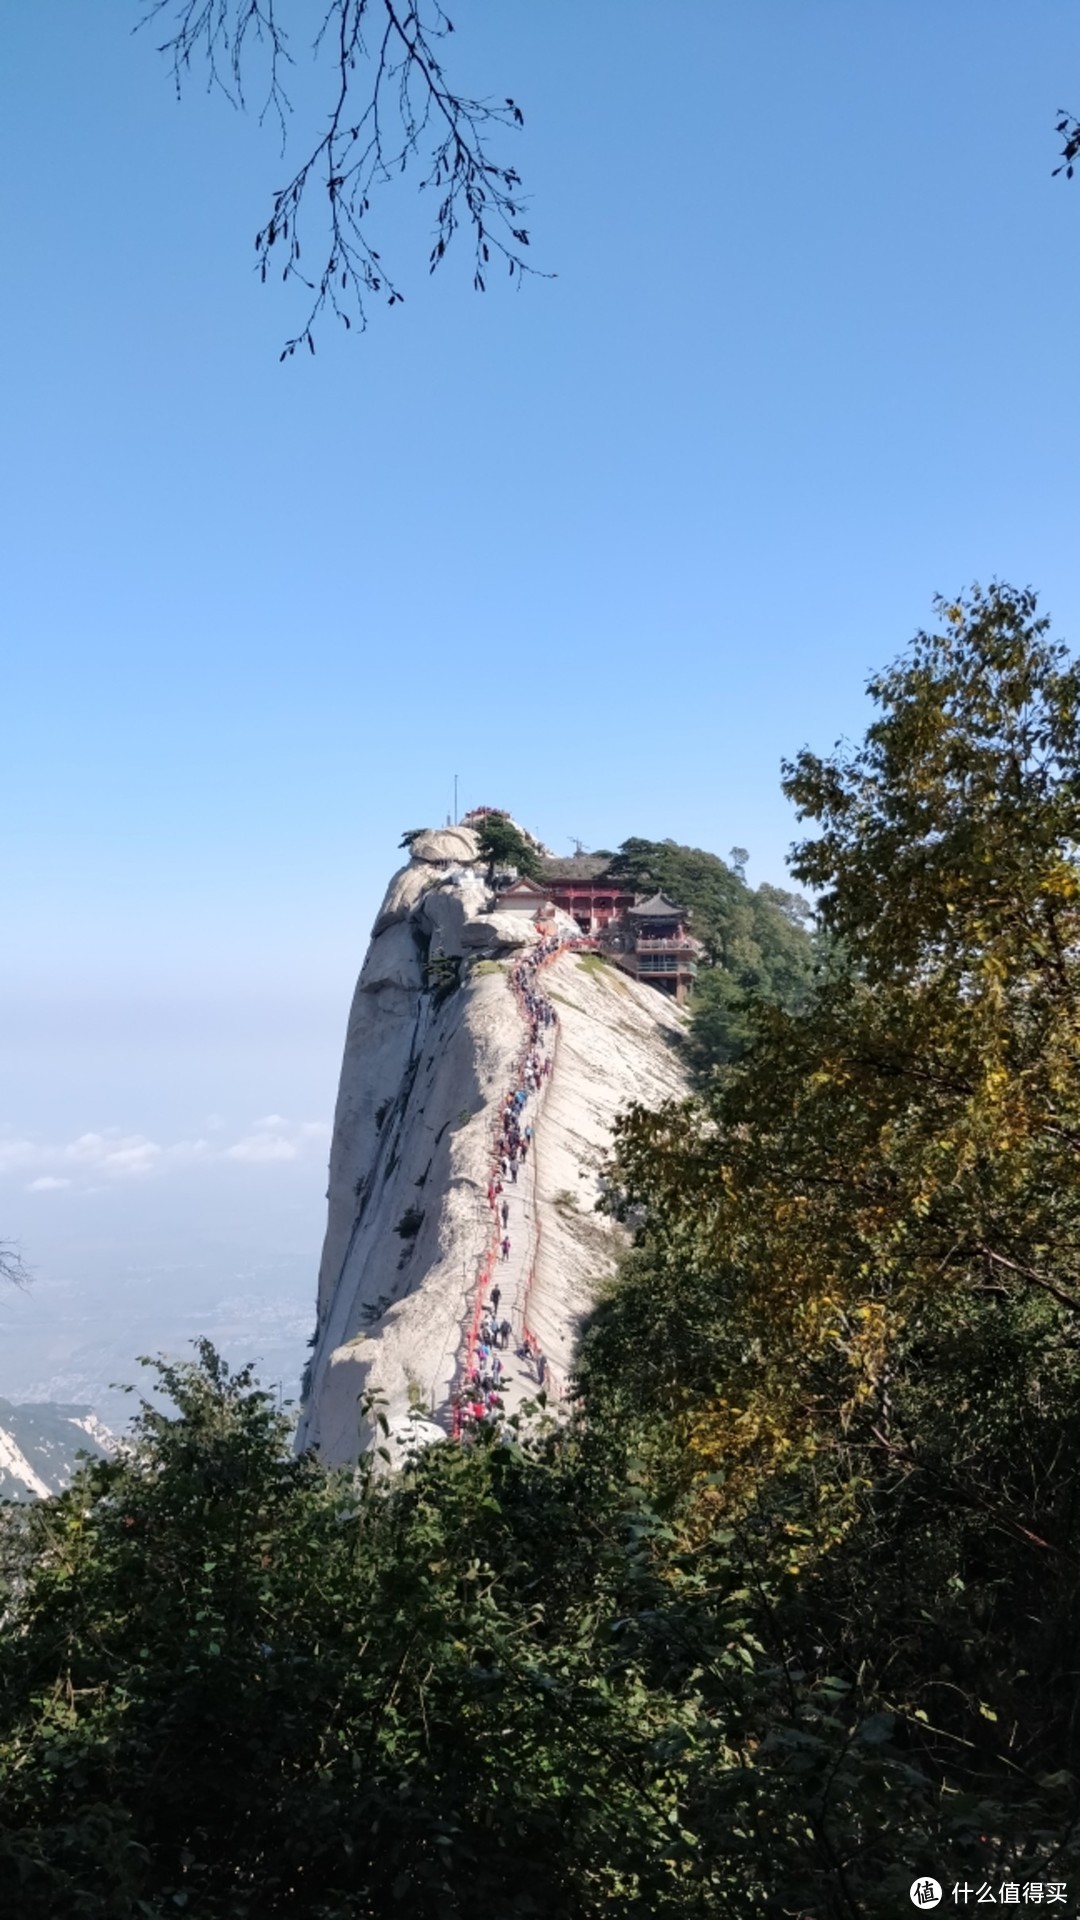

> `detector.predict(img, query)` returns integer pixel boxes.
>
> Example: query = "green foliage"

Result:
[600,583,1080,1899]
[424,951,462,1002]
[576,950,614,978]
[475,814,543,882]
[609,836,816,1078]
[0,1347,754,1918]
[394,1205,424,1239]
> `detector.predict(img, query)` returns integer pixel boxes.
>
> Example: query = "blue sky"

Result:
[2,2,1079,1412]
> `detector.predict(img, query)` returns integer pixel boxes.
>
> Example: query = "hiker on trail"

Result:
[491,1354,503,1382]
[501,1236,511,1261]
[500,1200,509,1228]
[536,1351,547,1387]
[491,1284,501,1317]
[500,1317,512,1349]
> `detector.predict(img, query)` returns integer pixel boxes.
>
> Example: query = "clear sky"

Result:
[2,3,1079,1416]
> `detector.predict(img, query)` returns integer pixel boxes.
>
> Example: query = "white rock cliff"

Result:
[297,827,688,1464]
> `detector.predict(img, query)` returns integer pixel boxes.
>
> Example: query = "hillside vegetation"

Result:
[2,585,1078,1917]
[607,836,817,1077]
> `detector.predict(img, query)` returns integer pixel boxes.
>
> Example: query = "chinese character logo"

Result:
[911,1881,943,1909]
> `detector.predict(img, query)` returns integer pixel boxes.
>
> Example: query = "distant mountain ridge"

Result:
[0,1398,114,1501]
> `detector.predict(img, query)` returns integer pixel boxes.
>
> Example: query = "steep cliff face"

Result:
[0,1400,114,1501]
[297,828,688,1464]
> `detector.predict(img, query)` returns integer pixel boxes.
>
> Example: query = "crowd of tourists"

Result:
[454,932,566,1433]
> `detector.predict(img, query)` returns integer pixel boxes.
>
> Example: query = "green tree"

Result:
[475,813,542,884]
[610,835,816,1077]
[0,1344,737,1917]
[601,584,1080,1895]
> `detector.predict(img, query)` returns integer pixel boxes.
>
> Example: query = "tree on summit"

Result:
[474,813,541,885]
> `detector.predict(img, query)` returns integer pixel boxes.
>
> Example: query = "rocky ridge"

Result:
[0,1399,114,1501]
[297,826,689,1465]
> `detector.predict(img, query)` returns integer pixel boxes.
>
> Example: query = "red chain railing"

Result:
[451,930,594,1434]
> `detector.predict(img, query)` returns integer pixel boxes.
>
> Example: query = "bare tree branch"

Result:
[137,0,546,355]
[0,1241,31,1290]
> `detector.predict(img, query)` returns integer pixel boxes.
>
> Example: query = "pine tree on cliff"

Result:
[475,816,542,886]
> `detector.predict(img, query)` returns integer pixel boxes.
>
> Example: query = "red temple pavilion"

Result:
[537,856,637,935]
[610,893,702,1003]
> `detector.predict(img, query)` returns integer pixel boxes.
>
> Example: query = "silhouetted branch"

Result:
[1054,108,1080,179]
[138,0,543,355]
[0,1241,31,1290]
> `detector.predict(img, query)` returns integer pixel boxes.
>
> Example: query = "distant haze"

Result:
[1,1006,338,1430]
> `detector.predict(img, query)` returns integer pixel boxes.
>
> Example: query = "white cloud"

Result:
[0,1139,38,1175]
[100,1140,162,1177]
[225,1131,297,1163]
[66,1131,109,1164]
[64,1132,164,1177]
[0,1118,325,1186]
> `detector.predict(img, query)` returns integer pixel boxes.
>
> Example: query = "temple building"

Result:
[497,877,555,917]
[480,831,703,1004]
[538,856,637,935]
[607,893,702,1004]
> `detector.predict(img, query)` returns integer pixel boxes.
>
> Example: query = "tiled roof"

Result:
[539,856,617,882]
[628,892,686,917]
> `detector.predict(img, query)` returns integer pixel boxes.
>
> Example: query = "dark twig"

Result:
[137,0,546,356]
[1054,109,1080,179]
[0,1241,32,1290]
